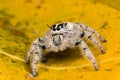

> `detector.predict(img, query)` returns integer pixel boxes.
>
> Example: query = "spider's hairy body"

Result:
[26,22,106,77]
[43,22,82,52]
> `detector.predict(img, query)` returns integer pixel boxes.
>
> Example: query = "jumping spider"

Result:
[26,22,106,77]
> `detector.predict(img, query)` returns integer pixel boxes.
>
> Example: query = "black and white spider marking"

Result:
[26,22,106,77]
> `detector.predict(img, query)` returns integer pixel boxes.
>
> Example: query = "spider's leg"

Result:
[26,51,31,64]
[26,38,46,77]
[77,40,99,71]
[26,43,35,64]
[31,49,41,77]
[79,23,106,42]
[26,39,41,64]
[84,31,105,54]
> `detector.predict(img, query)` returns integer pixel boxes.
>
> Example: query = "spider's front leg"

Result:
[76,23,106,54]
[26,38,47,77]
[77,40,99,71]
[78,23,106,42]
[84,31,105,54]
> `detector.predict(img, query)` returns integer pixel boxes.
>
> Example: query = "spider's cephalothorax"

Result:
[26,22,106,77]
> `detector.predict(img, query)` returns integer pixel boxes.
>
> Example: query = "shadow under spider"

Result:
[45,48,83,65]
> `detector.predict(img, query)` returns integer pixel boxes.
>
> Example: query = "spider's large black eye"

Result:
[53,28,56,31]
[57,25,60,31]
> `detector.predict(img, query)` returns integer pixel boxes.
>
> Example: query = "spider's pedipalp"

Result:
[78,40,99,71]
[84,31,105,54]
[79,23,106,42]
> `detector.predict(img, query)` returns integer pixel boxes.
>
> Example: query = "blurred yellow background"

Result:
[0,0,120,80]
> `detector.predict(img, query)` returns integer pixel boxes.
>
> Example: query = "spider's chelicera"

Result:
[26,22,106,77]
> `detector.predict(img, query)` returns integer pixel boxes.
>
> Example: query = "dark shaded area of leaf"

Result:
[0,9,31,58]
[0,9,30,44]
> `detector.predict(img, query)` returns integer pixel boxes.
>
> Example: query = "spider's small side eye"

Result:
[52,24,56,31]
[38,38,42,42]
[58,24,63,28]
[64,22,67,26]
